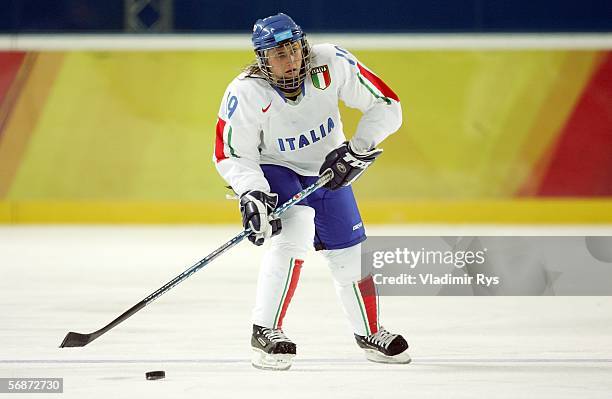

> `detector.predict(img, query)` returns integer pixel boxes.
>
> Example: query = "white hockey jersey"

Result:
[214,43,402,196]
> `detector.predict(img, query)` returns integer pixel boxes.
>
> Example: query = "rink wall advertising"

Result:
[0,39,611,224]
[361,236,612,295]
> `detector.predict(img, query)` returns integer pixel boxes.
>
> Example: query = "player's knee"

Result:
[269,205,315,254]
[322,244,362,285]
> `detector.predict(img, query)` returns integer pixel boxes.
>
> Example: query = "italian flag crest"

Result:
[311,65,331,90]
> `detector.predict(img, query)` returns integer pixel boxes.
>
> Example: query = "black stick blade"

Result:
[60,332,93,348]
[58,301,146,349]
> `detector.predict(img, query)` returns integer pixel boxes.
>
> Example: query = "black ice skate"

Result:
[251,324,296,370]
[355,327,411,364]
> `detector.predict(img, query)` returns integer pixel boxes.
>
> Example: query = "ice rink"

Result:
[2,225,612,398]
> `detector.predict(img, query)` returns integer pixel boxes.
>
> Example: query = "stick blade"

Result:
[59,332,93,348]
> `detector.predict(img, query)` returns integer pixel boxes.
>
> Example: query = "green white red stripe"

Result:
[357,62,399,104]
[274,258,303,328]
[353,275,379,335]
[214,117,238,162]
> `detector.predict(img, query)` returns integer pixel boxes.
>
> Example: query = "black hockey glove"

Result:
[240,190,282,246]
[319,142,383,190]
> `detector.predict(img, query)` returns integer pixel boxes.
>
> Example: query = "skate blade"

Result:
[363,348,411,364]
[251,348,295,371]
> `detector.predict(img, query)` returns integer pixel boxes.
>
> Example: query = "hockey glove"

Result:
[319,142,383,190]
[240,190,282,246]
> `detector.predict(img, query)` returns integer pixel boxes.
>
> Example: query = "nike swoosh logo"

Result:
[262,101,272,113]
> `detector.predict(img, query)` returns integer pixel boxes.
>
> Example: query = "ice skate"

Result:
[355,327,411,364]
[251,324,296,370]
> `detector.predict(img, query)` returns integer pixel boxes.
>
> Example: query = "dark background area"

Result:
[0,0,611,33]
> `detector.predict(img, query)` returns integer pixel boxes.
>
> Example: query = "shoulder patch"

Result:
[310,65,331,90]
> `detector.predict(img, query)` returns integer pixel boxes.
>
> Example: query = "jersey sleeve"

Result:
[213,80,270,196]
[333,45,402,153]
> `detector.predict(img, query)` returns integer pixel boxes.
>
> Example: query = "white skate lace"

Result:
[262,328,291,343]
[367,328,397,349]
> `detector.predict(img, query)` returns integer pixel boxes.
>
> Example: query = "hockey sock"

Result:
[252,205,315,329]
[322,244,379,336]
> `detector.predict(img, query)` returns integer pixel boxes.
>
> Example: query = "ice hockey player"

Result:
[213,13,410,370]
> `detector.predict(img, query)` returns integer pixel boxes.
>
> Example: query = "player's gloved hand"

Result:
[240,190,282,246]
[319,141,383,190]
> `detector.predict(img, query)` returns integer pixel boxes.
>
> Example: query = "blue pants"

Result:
[261,164,366,250]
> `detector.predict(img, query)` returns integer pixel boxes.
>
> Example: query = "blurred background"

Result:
[0,0,611,225]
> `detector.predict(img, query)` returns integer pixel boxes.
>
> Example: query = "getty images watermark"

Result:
[361,237,612,296]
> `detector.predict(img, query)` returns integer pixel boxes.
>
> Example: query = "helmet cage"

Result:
[255,36,311,91]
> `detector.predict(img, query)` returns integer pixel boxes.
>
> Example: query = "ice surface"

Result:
[1,225,611,398]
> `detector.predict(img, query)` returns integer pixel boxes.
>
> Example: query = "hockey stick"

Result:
[59,170,333,348]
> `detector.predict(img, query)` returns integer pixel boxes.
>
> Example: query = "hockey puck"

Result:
[145,370,165,380]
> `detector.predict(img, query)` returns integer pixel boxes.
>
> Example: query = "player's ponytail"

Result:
[243,61,263,78]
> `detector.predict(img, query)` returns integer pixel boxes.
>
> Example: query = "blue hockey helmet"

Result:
[251,13,311,91]
[252,13,304,51]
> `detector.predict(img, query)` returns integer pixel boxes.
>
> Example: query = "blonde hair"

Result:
[243,61,263,77]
